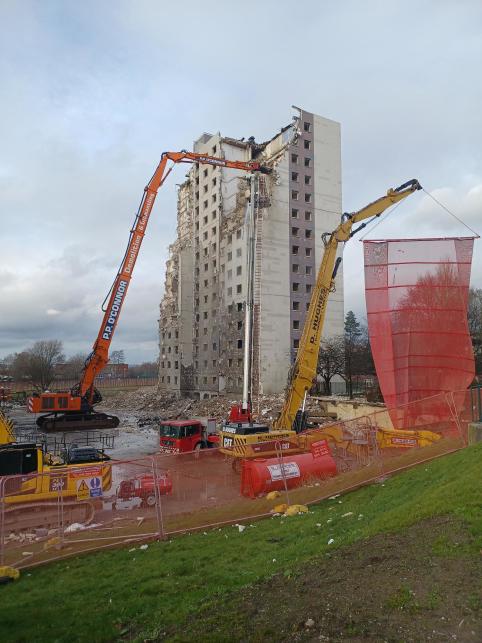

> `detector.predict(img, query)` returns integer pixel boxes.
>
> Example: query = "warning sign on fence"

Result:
[76,476,103,500]
[69,465,102,479]
[76,479,90,500]
[89,476,102,497]
[49,474,67,492]
[310,439,330,458]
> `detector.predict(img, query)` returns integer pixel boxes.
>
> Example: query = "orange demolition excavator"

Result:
[28,151,270,431]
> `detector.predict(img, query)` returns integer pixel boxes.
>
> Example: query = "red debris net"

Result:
[363,237,475,425]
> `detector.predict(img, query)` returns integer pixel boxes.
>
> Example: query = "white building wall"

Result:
[258,152,291,394]
[312,114,344,340]
[159,109,343,397]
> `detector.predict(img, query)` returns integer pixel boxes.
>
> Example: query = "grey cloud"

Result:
[1,1,481,363]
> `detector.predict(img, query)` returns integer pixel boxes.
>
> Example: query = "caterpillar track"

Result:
[3,499,96,532]
[36,412,120,432]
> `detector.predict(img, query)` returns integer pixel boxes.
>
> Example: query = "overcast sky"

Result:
[1,1,481,364]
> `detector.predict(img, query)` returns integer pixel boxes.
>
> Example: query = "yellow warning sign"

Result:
[76,479,90,500]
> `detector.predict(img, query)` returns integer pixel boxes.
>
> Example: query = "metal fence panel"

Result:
[0,389,472,570]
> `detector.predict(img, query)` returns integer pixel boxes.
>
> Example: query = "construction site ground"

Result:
[8,405,158,460]
[8,386,343,460]
[1,443,480,643]
[97,385,318,425]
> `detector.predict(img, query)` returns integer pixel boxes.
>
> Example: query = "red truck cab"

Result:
[159,418,219,454]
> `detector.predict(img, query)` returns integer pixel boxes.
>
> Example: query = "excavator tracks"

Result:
[3,499,96,532]
[36,412,120,432]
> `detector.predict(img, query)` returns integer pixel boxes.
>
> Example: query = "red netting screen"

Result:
[364,237,475,425]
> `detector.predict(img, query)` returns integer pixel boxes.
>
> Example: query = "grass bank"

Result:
[1,443,481,642]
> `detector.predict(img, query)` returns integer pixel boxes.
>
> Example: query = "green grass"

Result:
[385,585,420,612]
[1,443,481,642]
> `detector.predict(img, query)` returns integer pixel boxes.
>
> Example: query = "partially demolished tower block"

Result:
[159,109,343,399]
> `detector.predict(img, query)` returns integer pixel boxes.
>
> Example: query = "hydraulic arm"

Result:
[80,152,268,400]
[273,179,422,432]
[29,151,269,430]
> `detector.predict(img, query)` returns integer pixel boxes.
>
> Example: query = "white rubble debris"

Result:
[64,522,102,534]
[64,523,85,533]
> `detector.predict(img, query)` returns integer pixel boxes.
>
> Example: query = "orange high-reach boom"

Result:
[28,151,270,430]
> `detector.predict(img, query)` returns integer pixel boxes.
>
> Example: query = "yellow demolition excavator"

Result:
[0,408,111,529]
[219,178,442,461]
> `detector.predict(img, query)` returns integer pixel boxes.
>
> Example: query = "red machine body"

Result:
[28,392,82,414]
[240,443,337,498]
[159,419,219,454]
[116,473,172,507]
[227,403,252,424]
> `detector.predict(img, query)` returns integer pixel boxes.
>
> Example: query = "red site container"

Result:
[240,445,337,499]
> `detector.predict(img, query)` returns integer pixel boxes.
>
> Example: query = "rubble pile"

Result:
[100,386,330,425]
[6,527,57,543]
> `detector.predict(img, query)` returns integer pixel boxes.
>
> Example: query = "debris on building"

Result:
[159,108,343,399]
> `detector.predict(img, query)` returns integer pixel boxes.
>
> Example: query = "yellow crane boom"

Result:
[273,179,422,431]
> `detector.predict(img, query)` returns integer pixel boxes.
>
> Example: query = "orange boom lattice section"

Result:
[364,237,475,426]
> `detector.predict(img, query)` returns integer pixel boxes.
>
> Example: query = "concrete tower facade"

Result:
[159,109,342,398]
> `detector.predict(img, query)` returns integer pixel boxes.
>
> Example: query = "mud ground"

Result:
[7,406,159,460]
[171,515,482,642]
[6,386,340,461]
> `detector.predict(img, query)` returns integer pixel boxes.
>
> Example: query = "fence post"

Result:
[0,477,5,566]
[447,392,466,445]
[59,470,65,549]
[151,458,165,540]
[275,441,290,508]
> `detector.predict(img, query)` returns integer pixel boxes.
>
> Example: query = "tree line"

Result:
[2,289,481,395]
[317,310,375,398]
[0,342,158,391]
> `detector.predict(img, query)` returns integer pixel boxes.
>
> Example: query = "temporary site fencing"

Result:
[0,388,475,571]
[7,377,158,394]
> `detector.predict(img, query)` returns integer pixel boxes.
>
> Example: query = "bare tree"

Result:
[63,353,88,380]
[13,341,65,391]
[397,265,476,389]
[468,288,482,374]
[11,352,32,382]
[0,353,15,377]
[317,336,344,395]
